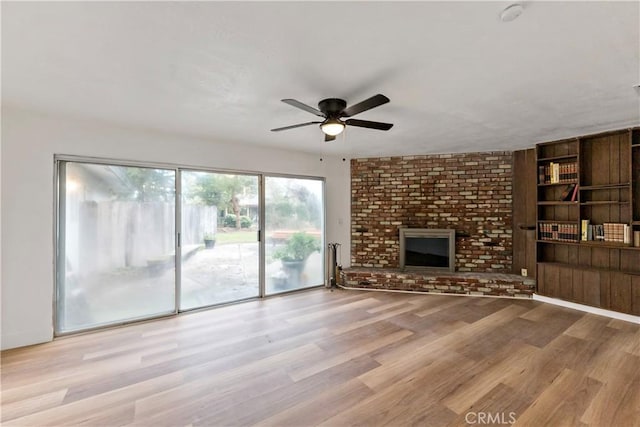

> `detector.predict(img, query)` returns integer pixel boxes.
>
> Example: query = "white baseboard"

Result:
[533,294,640,324]
[1,328,53,351]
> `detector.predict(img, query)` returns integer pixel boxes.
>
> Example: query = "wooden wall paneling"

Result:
[554,244,569,264]
[559,266,574,301]
[627,129,640,224]
[609,249,620,271]
[590,205,608,227]
[619,251,636,273]
[591,248,610,269]
[545,264,560,298]
[580,138,592,185]
[524,148,538,278]
[632,144,640,221]
[512,149,527,275]
[631,275,640,316]
[590,137,609,187]
[557,205,570,222]
[610,135,621,184]
[537,263,546,294]
[610,272,632,314]
[512,149,537,278]
[582,269,601,307]
[599,271,611,310]
[617,133,630,183]
[567,246,579,265]
[578,246,591,267]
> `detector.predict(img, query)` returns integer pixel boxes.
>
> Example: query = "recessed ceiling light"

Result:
[500,4,524,22]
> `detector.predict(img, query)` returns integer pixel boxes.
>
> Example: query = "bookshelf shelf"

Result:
[580,201,630,205]
[579,241,638,250]
[537,240,640,251]
[537,240,579,245]
[537,201,579,206]
[537,154,578,162]
[538,262,640,275]
[579,183,630,190]
[537,181,578,187]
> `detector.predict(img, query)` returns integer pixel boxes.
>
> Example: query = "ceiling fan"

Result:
[271,94,393,142]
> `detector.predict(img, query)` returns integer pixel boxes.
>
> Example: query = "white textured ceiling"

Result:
[2,1,639,157]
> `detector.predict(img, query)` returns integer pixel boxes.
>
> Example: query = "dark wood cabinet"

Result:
[536,127,640,316]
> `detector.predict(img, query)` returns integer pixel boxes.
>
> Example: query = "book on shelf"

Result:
[539,161,577,184]
[595,225,605,241]
[560,184,575,201]
[549,162,560,184]
[624,224,631,244]
[570,183,579,201]
[539,222,579,242]
[581,219,589,241]
[602,223,628,243]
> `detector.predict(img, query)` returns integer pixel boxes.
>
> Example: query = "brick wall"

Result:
[351,152,513,272]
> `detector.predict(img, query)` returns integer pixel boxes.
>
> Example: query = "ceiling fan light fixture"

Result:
[320,119,345,136]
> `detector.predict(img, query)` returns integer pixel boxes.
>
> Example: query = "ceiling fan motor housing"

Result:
[318,98,347,117]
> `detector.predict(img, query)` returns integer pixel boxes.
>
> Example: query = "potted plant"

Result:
[272,232,320,287]
[203,232,216,249]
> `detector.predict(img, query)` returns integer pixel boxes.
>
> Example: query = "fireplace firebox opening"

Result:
[399,228,455,272]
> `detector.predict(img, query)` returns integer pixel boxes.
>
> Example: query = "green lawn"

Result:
[215,230,258,245]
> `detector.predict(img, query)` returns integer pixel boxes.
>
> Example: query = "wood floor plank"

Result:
[441,339,540,414]
[251,378,373,427]
[581,352,640,426]
[1,288,638,426]
[330,304,418,335]
[0,389,67,422]
[3,371,185,426]
[445,383,531,427]
[513,368,602,426]
[288,329,413,382]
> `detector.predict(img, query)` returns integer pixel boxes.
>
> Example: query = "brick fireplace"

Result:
[351,152,513,272]
[344,152,534,297]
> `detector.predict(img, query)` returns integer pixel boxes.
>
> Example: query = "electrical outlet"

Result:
[521,268,528,277]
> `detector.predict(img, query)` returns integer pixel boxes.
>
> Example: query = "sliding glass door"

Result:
[57,159,325,334]
[180,171,259,310]
[57,161,176,333]
[265,176,324,294]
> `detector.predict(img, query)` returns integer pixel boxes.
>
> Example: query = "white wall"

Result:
[1,107,351,350]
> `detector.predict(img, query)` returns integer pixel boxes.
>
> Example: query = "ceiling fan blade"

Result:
[281,99,325,117]
[325,134,336,142]
[341,94,390,117]
[345,119,393,131]
[271,121,321,132]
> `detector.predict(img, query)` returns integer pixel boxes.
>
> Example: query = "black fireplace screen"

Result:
[405,237,450,268]
[399,228,455,272]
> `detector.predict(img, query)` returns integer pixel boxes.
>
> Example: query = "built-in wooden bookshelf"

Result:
[536,127,640,315]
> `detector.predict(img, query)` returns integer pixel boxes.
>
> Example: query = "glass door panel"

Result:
[265,176,324,294]
[180,171,259,309]
[57,162,176,333]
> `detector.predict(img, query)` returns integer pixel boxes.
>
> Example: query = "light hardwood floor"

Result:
[1,289,639,426]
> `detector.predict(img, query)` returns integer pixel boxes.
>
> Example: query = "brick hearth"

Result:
[341,268,534,298]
